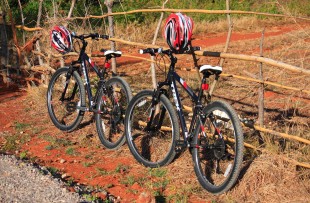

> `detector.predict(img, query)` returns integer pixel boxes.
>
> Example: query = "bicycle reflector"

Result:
[104,62,111,69]
[202,84,209,90]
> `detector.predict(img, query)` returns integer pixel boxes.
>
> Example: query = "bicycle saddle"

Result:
[100,49,122,57]
[199,65,222,75]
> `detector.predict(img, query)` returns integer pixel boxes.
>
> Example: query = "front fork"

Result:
[145,89,168,131]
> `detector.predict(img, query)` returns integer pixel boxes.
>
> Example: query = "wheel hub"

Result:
[112,105,121,123]
[213,138,225,159]
[66,102,77,112]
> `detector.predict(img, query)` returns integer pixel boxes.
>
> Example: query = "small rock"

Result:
[137,192,154,203]
[4,123,11,128]
[61,173,69,179]
[60,159,66,164]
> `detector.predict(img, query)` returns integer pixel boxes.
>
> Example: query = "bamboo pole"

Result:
[91,50,310,94]
[196,52,310,75]
[137,119,310,168]
[49,51,310,94]
[221,73,310,94]
[181,104,310,145]
[104,38,310,76]
[283,157,310,169]
[15,25,43,31]
[253,125,310,145]
[17,7,310,30]
[75,9,310,21]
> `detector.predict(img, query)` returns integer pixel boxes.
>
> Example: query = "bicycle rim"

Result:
[47,68,85,131]
[96,77,132,149]
[126,90,179,167]
[193,101,244,194]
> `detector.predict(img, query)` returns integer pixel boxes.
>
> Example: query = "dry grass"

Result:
[230,151,310,203]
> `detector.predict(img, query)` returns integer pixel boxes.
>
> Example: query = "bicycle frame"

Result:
[62,38,108,112]
[153,53,208,143]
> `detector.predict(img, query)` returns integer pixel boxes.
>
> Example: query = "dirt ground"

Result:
[0,21,309,202]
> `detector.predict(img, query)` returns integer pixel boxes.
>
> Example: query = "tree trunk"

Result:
[105,0,117,74]
[67,0,76,19]
[36,0,43,66]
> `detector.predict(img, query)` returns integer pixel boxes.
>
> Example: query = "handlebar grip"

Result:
[139,48,159,55]
[203,51,221,57]
[99,34,109,40]
[191,46,201,51]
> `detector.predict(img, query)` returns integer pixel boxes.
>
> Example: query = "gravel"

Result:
[0,154,84,203]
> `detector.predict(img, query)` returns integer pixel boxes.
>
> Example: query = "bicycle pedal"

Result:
[175,140,186,153]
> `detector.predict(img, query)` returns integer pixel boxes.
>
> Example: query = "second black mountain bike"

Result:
[47,32,132,149]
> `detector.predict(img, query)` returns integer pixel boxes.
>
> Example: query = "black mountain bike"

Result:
[47,32,132,149]
[124,47,244,194]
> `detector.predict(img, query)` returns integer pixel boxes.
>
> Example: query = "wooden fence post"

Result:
[105,0,117,75]
[150,0,168,89]
[209,0,233,96]
[258,28,265,127]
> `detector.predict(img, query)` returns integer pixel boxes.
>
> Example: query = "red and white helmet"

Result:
[163,13,194,53]
[50,25,72,54]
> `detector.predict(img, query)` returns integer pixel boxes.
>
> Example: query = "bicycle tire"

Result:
[46,67,86,132]
[95,77,132,150]
[125,90,180,168]
[192,100,244,194]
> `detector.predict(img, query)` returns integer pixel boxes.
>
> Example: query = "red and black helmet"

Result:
[50,25,72,54]
[163,13,194,53]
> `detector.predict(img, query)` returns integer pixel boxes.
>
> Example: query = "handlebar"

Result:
[71,32,109,40]
[202,51,221,57]
[139,46,201,56]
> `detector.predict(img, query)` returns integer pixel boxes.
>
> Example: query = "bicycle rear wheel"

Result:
[95,77,132,149]
[46,67,86,132]
[125,90,179,168]
[192,100,244,194]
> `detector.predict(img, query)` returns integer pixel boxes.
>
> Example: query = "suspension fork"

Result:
[60,65,76,101]
[145,89,168,131]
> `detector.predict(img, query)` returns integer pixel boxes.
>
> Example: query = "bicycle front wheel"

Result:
[95,77,132,150]
[46,67,86,132]
[192,100,244,194]
[125,90,180,168]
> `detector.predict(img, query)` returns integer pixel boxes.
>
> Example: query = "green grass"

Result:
[120,175,136,186]
[65,147,78,156]
[82,162,94,167]
[148,168,167,178]
[14,122,31,131]
[114,163,130,173]
[47,167,59,176]
[19,151,28,160]
[95,167,110,176]
[1,132,31,152]
[40,134,74,149]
